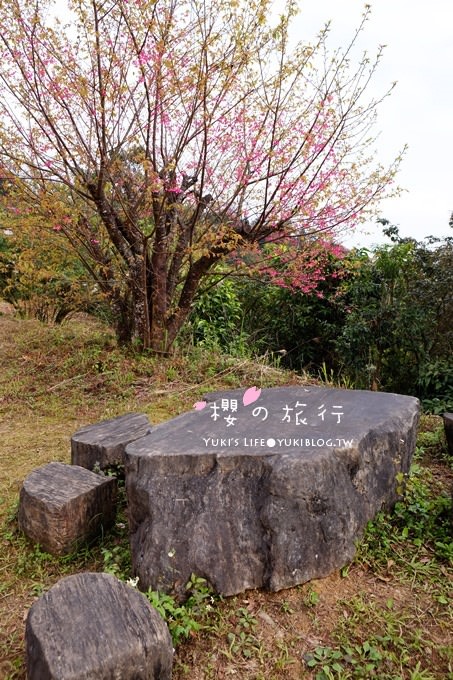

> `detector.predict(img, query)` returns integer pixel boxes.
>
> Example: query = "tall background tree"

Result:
[0,0,399,351]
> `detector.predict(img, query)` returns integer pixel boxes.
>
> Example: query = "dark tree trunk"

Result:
[130,254,151,349]
[149,254,168,353]
[112,296,134,346]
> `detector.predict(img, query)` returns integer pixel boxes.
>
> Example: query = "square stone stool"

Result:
[18,462,117,555]
[71,412,151,470]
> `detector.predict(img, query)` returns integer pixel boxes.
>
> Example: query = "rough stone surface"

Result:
[443,413,453,457]
[25,572,173,680]
[71,412,151,470]
[19,462,117,555]
[125,386,419,596]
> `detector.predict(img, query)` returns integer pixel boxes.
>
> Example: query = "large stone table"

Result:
[125,386,419,596]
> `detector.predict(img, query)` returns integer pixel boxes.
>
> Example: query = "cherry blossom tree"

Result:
[0,0,400,351]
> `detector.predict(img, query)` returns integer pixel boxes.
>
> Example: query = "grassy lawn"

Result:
[0,308,451,679]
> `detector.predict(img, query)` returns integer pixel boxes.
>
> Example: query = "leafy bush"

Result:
[335,233,453,401]
[0,226,105,323]
[418,358,453,414]
[235,261,346,373]
[187,278,249,355]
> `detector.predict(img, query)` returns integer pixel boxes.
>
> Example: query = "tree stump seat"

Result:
[25,572,173,680]
[71,412,151,470]
[18,462,117,555]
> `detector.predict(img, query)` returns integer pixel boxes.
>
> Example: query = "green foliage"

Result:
[234,257,346,372]
[357,463,452,568]
[329,591,443,680]
[224,606,268,662]
[393,466,452,557]
[184,230,453,411]
[417,358,453,413]
[334,231,453,404]
[304,587,321,608]
[0,225,105,323]
[145,574,215,645]
[0,228,14,297]
[187,278,249,356]
[335,241,419,390]
[416,420,450,464]
[0,230,11,255]
[101,544,132,580]
[304,641,383,679]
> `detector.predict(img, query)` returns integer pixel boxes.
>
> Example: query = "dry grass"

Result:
[0,309,451,679]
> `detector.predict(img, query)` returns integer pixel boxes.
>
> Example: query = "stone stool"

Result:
[25,572,173,679]
[19,461,117,555]
[71,412,151,470]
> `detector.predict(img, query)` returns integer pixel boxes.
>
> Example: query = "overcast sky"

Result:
[289,0,453,248]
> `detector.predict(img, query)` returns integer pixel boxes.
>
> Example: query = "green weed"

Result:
[223,607,268,662]
[101,544,131,581]
[357,463,452,572]
[304,587,321,608]
[145,574,215,645]
[304,641,383,679]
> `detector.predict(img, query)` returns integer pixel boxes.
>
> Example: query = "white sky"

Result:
[289,0,453,248]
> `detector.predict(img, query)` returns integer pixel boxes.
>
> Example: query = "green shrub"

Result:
[187,278,249,355]
[418,358,453,413]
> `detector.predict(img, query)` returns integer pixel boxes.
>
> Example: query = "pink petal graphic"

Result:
[193,401,207,411]
[243,386,261,406]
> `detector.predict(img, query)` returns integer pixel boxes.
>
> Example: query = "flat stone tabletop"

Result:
[127,385,418,458]
[125,386,419,596]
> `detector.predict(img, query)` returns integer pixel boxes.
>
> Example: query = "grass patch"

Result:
[0,311,451,679]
